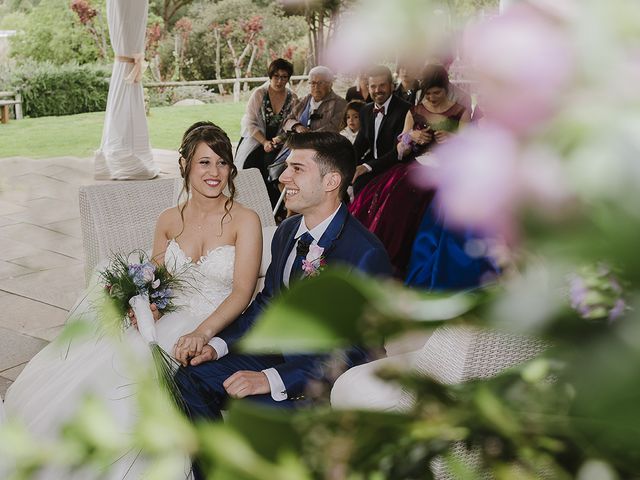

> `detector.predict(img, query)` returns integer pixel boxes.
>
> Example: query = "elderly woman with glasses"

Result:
[282,65,347,135]
[235,58,298,207]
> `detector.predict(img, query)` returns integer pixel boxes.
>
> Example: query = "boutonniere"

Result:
[301,244,327,278]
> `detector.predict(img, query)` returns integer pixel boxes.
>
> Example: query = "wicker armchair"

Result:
[332,325,547,479]
[79,168,275,284]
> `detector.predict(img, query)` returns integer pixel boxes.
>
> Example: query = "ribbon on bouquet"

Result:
[129,293,157,344]
[128,294,184,408]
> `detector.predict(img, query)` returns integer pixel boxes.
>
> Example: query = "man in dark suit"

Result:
[351,65,412,194]
[175,133,391,436]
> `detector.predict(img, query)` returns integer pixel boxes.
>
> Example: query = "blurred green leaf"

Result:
[240,269,379,353]
[240,269,473,353]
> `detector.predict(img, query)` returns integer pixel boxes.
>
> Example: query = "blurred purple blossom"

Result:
[568,264,628,323]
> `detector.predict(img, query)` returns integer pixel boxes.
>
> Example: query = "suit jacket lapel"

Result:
[278,216,303,288]
[317,203,348,255]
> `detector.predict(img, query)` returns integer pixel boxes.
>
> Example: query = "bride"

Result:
[2,122,263,479]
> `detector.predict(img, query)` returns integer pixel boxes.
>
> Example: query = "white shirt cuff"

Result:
[261,368,288,401]
[208,337,228,359]
[362,163,373,172]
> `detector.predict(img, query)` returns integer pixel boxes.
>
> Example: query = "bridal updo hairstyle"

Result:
[177,121,238,233]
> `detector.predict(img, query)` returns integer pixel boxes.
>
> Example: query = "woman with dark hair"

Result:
[235,58,298,207]
[349,64,495,287]
[4,122,263,479]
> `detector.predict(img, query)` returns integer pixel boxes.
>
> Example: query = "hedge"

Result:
[2,62,111,118]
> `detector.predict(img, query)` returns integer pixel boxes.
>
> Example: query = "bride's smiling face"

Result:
[185,142,230,198]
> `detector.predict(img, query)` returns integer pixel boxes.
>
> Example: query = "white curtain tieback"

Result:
[116,53,148,84]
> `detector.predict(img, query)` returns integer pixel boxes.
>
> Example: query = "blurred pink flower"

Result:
[423,124,521,240]
[415,123,570,241]
[465,4,575,135]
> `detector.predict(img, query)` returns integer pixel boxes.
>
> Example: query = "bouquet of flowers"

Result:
[100,252,181,325]
[99,251,187,406]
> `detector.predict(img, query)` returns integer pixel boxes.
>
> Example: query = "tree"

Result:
[282,0,350,68]
[70,0,109,61]
[175,0,306,86]
[149,0,196,28]
[9,0,108,65]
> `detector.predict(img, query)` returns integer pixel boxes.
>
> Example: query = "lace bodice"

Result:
[164,239,235,320]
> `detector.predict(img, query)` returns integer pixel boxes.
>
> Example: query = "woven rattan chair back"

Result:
[79,168,274,284]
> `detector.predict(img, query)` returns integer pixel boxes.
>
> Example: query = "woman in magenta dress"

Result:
[349,64,470,278]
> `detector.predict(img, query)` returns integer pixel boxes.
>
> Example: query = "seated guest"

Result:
[428,55,473,114]
[340,99,365,144]
[282,66,347,134]
[351,65,412,194]
[345,72,373,103]
[350,64,474,278]
[394,62,421,106]
[235,58,297,207]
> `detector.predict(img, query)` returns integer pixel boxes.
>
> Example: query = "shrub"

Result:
[147,85,220,107]
[2,61,111,117]
[8,0,108,65]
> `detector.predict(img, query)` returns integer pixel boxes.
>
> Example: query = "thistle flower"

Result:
[568,264,628,323]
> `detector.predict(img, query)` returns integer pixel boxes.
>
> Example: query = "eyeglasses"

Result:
[272,75,290,81]
[309,81,328,87]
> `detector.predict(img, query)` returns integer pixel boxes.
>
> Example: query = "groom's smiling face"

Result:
[279,149,326,215]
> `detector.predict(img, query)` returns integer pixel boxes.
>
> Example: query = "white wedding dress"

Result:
[2,240,235,479]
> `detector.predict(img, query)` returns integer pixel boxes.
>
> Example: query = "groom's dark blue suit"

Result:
[176,203,391,421]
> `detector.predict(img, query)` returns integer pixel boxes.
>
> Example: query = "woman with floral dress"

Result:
[235,58,297,207]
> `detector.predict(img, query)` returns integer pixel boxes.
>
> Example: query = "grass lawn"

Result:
[0,102,246,158]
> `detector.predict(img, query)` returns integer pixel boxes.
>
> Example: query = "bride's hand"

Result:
[128,303,162,329]
[174,331,209,366]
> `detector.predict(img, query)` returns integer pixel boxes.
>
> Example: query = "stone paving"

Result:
[0,151,181,396]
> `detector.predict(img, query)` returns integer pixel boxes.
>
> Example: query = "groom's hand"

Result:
[175,331,209,366]
[189,345,217,366]
[223,371,270,398]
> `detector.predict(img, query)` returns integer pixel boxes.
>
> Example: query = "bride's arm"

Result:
[174,209,262,364]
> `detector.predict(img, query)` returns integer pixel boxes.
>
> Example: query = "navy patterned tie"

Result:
[290,232,314,283]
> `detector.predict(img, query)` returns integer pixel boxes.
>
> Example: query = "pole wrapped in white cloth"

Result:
[94,0,158,180]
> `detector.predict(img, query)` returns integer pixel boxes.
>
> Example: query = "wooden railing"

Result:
[0,91,23,123]
[144,75,310,102]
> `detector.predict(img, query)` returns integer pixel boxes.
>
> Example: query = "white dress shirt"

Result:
[209,205,342,401]
[364,94,393,172]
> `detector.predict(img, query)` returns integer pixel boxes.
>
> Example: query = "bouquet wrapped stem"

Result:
[100,252,188,409]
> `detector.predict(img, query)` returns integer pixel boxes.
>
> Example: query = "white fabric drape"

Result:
[94,0,158,180]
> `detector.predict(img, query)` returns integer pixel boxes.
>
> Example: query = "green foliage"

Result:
[166,0,307,81]
[8,0,108,65]
[3,61,110,117]
[240,269,473,353]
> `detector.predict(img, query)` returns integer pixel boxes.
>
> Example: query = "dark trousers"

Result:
[175,353,293,480]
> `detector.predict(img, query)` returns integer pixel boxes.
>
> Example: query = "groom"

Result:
[176,132,391,426]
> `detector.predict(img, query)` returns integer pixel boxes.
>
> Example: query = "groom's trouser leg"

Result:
[175,353,286,422]
[175,353,288,480]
